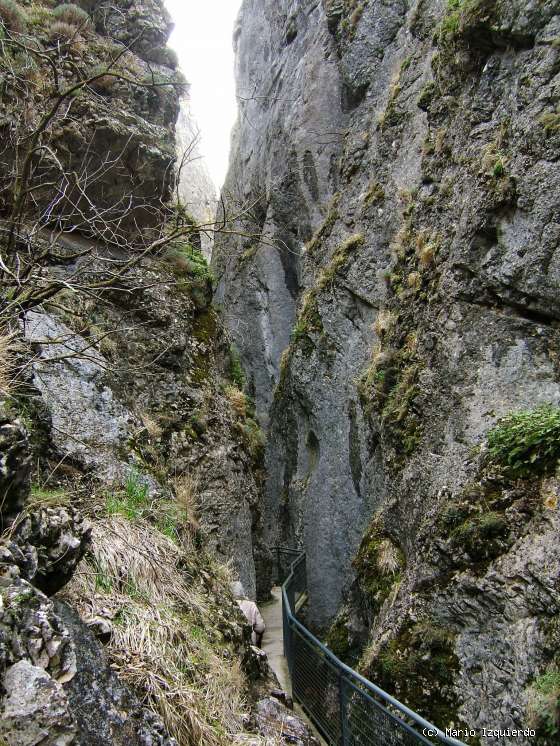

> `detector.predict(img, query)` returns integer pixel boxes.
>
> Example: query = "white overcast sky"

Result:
[164,0,243,189]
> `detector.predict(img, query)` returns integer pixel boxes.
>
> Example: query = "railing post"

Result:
[339,670,349,746]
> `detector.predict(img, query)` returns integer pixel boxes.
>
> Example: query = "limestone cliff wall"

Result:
[176,99,217,260]
[215,0,560,740]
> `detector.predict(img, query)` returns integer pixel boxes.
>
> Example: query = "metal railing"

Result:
[273,547,465,746]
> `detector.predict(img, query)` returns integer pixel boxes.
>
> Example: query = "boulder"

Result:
[256,696,319,745]
[3,507,91,595]
[0,660,77,746]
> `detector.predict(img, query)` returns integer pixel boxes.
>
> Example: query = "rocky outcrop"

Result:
[54,602,177,746]
[1,504,90,595]
[1,661,77,746]
[0,402,173,744]
[216,0,560,739]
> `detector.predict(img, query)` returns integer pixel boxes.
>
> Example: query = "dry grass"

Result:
[376,539,401,575]
[373,310,397,338]
[406,271,421,290]
[225,385,248,418]
[418,242,436,268]
[0,332,21,397]
[48,19,81,40]
[64,514,248,745]
[173,474,200,533]
[141,412,163,441]
[415,231,438,268]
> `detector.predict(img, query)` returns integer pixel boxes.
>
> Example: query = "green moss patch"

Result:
[436,479,540,569]
[317,233,364,289]
[359,331,423,457]
[353,516,404,619]
[305,193,340,256]
[290,290,323,356]
[365,619,462,735]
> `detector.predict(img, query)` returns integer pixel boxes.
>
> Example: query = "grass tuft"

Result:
[0,332,20,396]
[52,3,91,29]
[63,513,247,745]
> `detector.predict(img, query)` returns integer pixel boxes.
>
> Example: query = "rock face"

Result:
[213,0,345,427]
[55,602,177,746]
[0,661,77,746]
[215,0,560,739]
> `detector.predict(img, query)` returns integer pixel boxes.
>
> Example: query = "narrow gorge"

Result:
[0,1,559,745]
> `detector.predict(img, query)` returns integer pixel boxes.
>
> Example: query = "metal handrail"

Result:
[275,547,466,746]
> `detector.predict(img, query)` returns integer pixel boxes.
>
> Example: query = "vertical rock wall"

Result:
[213,0,345,427]
[216,0,560,738]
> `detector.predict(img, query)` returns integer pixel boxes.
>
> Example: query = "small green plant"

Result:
[95,569,113,593]
[487,404,560,477]
[157,511,179,541]
[527,670,560,739]
[125,468,149,502]
[0,0,27,33]
[106,470,150,520]
[229,344,245,387]
[165,242,214,284]
[52,3,91,29]
[492,158,505,178]
[29,485,70,507]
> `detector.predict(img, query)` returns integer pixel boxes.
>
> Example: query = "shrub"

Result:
[52,3,91,28]
[0,0,27,34]
[527,670,560,739]
[487,404,560,477]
